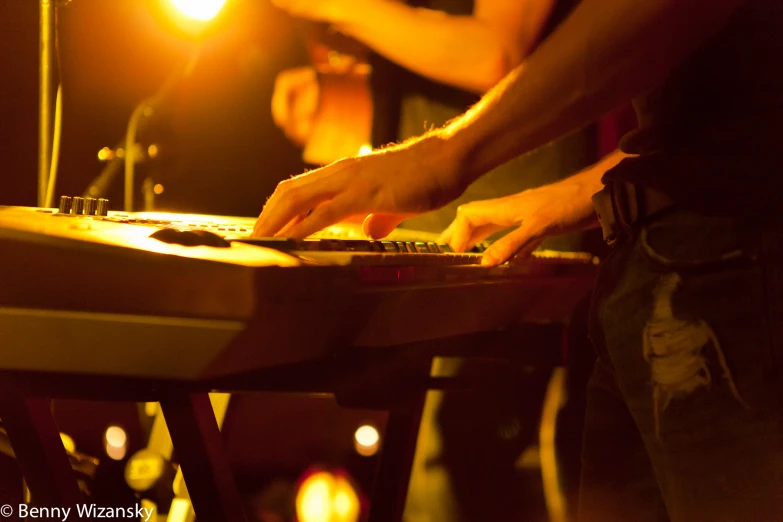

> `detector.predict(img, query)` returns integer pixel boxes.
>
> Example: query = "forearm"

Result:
[566,148,629,195]
[330,1,521,93]
[434,0,744,187]
[546,148,629,231]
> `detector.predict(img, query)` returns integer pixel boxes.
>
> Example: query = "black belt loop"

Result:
[592,181,674,248]
[592,183,621,247]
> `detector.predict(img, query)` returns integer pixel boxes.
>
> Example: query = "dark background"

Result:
[0,0,308,216]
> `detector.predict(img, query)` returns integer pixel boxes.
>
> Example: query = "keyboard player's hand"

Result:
[439,176,601,267]
[253,135,462,239]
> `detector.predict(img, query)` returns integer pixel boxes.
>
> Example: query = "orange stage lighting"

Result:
[160,0,229,37]
[169,0,228,22]
[295,470,361,522]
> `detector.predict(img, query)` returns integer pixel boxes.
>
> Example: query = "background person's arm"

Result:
[272,0,556,93]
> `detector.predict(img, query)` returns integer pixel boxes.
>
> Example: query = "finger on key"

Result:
[284,194,357,239]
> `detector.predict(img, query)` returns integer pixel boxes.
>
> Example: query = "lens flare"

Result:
[169,0,227,21]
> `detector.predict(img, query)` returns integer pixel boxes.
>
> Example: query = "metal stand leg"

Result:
[0,395,81,507]
[159,393,246,522]
[366,382,428,522]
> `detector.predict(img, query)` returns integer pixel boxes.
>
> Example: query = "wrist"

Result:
[410,132,472,204]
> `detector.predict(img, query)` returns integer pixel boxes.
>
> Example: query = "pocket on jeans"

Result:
[637,210,758,270]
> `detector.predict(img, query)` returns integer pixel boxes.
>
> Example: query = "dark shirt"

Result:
[372,0,596,251]
[604,0,783,221]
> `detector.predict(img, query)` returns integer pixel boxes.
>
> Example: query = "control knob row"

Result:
[58,196,109,216]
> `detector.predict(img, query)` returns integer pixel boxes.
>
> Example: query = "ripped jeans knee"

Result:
[642,272,749,439]
[637,222,758,440]
[591,211,764,441]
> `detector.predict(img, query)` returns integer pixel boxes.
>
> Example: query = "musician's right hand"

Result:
[438,173,604,267]
[271,66,320,146]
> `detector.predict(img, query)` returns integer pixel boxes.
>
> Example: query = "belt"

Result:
[591,181,675,246]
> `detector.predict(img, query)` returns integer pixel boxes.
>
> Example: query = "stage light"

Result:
[104,425,128,461]
[297,472,331,522]
[169,0,227,21]
[354,424,380,457]
[333,489,355,519]
[97,147,112,161]
[295,470,360,522]
[125,449,166,492]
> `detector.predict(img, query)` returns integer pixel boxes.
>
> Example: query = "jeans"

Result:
[581,208,783,522]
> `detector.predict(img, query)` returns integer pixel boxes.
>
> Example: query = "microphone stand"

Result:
[38,0,55,207]
[39,0,71,208]
[81,49,201,211]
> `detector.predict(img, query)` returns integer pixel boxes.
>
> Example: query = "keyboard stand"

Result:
[158,393,246,522]
[0,392,82,508]
[0,323,564,522]
[140,393,231,522]
[357,359,430,522]
[147,383,428,522]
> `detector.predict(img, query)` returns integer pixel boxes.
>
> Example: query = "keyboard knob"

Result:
[58,196,72,214]
[96,198,109,216]
[83,197,97,215]
[71,197,85,215]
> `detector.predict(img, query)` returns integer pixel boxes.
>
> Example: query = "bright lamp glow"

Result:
[354,425,380,456]
[170,0,227,21]
[104,425,128,461]
[296,471,360,522]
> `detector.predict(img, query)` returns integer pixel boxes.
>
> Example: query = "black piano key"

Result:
[381,241,399,253]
